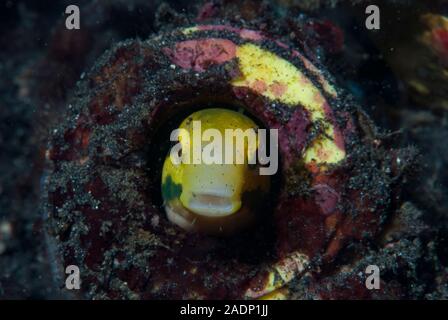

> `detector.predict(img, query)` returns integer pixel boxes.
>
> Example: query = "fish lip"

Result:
[185,193,241,217]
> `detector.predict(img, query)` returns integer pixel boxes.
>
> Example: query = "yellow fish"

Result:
[161,108,270,235]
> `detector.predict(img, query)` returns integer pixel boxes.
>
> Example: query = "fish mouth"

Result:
[184,193,241,217]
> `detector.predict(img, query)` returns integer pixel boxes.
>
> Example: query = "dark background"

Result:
[0,0,447,299]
